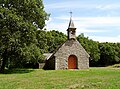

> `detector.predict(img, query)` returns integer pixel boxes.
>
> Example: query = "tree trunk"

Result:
[0,49,8,73]
[0,59,7,73]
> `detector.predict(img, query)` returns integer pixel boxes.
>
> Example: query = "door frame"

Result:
[68,55,78,69]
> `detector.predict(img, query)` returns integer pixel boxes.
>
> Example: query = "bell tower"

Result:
[67,12,76,40]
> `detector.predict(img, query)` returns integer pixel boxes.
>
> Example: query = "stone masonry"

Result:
[54,39,89,70]
[43,16,89,70]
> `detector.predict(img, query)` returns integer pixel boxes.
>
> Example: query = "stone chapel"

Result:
[43,17,89,70]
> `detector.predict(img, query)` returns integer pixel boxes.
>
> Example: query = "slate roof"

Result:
[43,53,53,60]
[68,17,76,29]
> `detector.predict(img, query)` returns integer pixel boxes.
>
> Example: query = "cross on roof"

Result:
[68,12,76,29]
[69,12,72,18]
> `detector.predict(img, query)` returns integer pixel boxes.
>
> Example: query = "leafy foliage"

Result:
[46,30,67,53]
[36,30,67,53]
[0,0,49,72]
[77,33,120,66]
[98,43,120,66]
[0,0,120,72]
[77,33,100,66]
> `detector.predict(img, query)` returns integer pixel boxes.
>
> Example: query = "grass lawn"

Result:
[0,67,120,89]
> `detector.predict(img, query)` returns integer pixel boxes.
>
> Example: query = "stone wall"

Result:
[54,39,89,70]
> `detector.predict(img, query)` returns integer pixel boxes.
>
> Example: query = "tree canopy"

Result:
[0,0,49,72]
[0,0,120,72]
[36,30,67,53]
[77,33,100,66]
[98,43,120,66]
[77,34,120,67]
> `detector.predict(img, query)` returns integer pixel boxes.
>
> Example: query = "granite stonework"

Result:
[43,17,89,70]
[44,39,89,70]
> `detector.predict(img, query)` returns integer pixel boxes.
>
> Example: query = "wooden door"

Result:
[68,55,77,69]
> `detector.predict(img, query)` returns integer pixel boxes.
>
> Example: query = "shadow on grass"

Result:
[1,69,34,74]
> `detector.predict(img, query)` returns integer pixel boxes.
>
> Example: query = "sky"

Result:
[43,0,120,43]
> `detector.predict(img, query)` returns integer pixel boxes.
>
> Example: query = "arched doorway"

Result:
[68,55,77,69]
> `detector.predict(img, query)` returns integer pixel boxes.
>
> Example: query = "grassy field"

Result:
[0,67,120,89]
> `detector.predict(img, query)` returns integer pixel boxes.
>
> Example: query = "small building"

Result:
[43,17,89,70]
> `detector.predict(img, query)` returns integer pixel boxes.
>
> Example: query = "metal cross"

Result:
[69,12,72,18]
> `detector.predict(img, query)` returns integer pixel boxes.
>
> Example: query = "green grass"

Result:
[0,67,120,89]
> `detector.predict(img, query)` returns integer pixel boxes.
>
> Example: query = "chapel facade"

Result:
[43,17,89,70]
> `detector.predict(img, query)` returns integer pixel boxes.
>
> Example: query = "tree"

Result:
[98,43,120,66]
[36,29,49,53]
[116,43,120,61]
[36,30,67,53]
[0,0,49,72]
[77,33,100,66]
[46,30,67,53]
